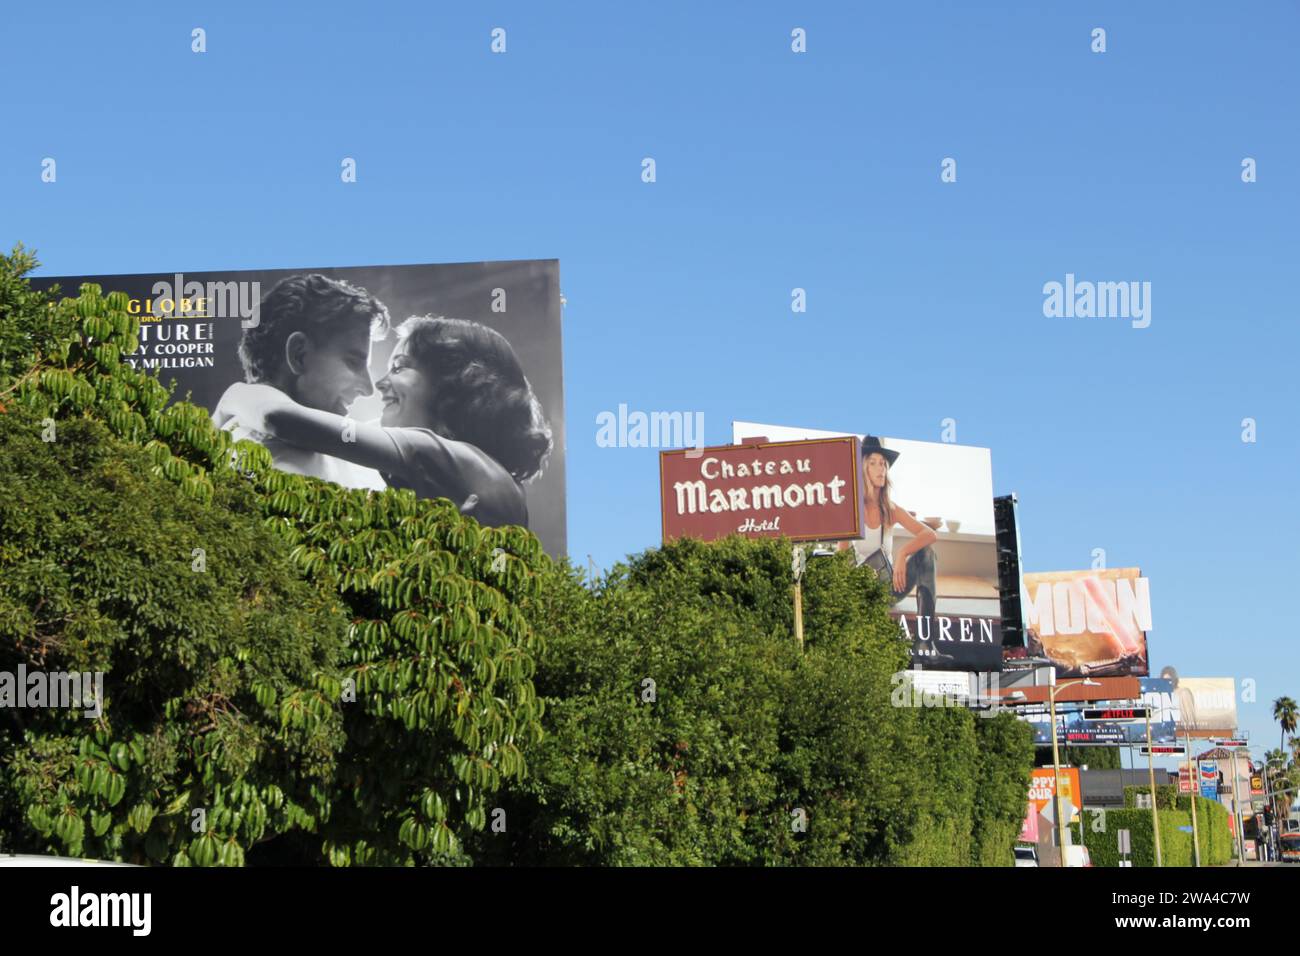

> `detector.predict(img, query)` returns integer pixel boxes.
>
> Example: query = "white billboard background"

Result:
[1175,677,1239,736]
[732,422,995,536]
[731,421,1001,649]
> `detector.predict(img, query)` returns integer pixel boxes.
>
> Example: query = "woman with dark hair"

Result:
[852,436,939,618]
[214,315,553,529]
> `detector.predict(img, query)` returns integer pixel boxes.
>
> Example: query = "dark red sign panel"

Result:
[659,437,862,543]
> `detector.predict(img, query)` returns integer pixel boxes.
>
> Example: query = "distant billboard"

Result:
[733,422,1001,671]
[659,436,862,542]
[904,670,972,701]
[33,260,568,556]
[1174,677,1238,738]
[1021,568,1151,677]
[1029,767,1082,818]
[1017,677,1177,747]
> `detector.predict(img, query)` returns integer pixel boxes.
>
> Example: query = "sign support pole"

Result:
[1231,747,1244,865]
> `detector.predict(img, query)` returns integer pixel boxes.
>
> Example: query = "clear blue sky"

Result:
[3,2,1297,760]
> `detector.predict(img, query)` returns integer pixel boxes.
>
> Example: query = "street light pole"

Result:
[1144,707,1162,867]
[1049,677,1099,866]
[1257,749,1279,862]
[1231,746,1244,865]
[1184,728,1202,867]
[1049,684,1066,864]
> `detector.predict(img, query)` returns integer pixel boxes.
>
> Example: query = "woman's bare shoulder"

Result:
[888,503,912,525]
[403,429,528,528]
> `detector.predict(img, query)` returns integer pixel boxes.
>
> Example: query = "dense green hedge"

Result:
[1084,789,1234,867]
[1123,783,1183,811]
[479,537,1036,866]
[1178,794,1233,866]
[0,405,351,864]
[973,713,1037,866]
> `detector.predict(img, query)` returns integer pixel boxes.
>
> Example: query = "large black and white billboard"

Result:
[34,260,567,556]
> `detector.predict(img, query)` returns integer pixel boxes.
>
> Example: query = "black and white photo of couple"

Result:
[211,272,554,531]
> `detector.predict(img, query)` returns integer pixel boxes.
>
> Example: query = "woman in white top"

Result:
[856,436,939,618]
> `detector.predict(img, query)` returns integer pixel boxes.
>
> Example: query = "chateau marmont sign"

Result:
[659,436,862,542]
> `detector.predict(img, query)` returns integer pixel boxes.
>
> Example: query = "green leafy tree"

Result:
[0,245,548,864]
[484,536,1034,865]
[972,712,1036,865]
[1274,696,1297,756]
[1037,746,1120,770]
[0,404,349,864]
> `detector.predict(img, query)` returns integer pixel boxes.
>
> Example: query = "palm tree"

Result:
[1265,749,1289,815]
[1274,696,1297,754]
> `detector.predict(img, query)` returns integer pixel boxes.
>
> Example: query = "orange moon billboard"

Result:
[1022,568,1152,677]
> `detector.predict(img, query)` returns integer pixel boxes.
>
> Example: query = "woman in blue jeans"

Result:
[853,436,939,619]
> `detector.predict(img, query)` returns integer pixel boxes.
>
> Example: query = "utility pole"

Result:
[1260,753,1278,862]
[1049,677,1098,865]
[1184,729,1201,867]
[1145,708,1162,867]
[1231,747,1244,865]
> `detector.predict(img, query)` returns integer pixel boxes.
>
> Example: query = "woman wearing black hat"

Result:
[854,436,939,619]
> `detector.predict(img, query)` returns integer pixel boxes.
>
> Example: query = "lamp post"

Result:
[1253,749,1269,861]
[1049,677,1100,866]
[1230,744,1244,866]
[792,546,806,652]
[791,545,837,653]
[1143,707,1162,867]
[1184,728,1202,867]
